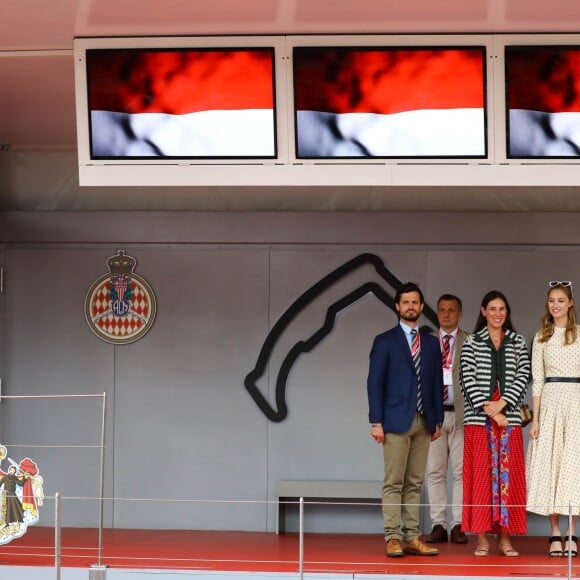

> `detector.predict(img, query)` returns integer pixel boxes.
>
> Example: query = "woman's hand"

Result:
[483,399,507,418]
[529,419,539,439]
[492,413,508,428]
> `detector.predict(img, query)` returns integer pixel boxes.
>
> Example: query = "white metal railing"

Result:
[40,496,579,578]
[0,393,575,578]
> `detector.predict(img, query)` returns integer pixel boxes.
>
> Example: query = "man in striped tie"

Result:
[368,282,444,558]
[425,294,469,545]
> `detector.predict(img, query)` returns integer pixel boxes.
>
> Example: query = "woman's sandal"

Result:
[498,539,519,557]
[548,536,564,557]
[564,535,578,557]
[474,540,489,556]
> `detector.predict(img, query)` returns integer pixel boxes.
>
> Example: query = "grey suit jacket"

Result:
[432,328,468,426]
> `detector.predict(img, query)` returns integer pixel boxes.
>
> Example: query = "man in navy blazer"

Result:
[367,282,444,558]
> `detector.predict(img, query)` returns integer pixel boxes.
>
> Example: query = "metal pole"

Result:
[568,502,573,580]
[54,492,61,580]
[299,497,304,580]
[97,392,107,567]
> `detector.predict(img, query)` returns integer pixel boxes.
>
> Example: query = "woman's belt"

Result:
[545,377,580,383]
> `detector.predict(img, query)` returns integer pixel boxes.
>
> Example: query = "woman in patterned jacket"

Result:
[460,290,531,557]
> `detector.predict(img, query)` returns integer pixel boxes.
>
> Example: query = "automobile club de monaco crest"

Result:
[0,445,44,545]
[85,250,157,344]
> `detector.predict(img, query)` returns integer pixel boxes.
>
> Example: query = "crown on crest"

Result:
[106,250,136,274]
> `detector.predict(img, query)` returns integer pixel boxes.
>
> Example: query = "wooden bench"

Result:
[276,480,382,533]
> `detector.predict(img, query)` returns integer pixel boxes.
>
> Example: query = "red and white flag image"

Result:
[507,47,580,157]
[293,47,486,158]
[87,49,276,158]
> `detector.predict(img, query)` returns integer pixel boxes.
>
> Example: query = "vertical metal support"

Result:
[54,492,61,580]
[89,565,107,579]
[568,502,573,580]
[97,392,107,567]
[299,497,304,580]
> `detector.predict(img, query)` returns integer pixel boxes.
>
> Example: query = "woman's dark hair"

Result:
[474,290,515,333]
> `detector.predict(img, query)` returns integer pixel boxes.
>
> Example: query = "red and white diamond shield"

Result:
[85,273,156,344]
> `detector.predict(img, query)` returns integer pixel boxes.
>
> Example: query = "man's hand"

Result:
[431,425,442,441]
[371,424,385,444]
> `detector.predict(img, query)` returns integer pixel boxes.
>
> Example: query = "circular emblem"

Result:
[85,251,157,344]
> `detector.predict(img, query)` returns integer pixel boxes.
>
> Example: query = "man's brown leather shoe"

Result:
[425,524,448,543]
[386,538,404,558]
[402,537,439,556]
[450,524,468,544]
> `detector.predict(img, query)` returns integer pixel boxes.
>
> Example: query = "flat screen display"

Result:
[506,46,580,158]
[85,47,277,159]
[293,46,487,159]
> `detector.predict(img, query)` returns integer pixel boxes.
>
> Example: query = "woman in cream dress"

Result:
[527,281,580,557]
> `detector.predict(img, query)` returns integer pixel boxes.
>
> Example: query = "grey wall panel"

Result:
[424,248,580,342]
[264,249,433,532]
[3,211,580,246]
[424,248,580,534]
[1,248,115,526]
[111,248,270,530]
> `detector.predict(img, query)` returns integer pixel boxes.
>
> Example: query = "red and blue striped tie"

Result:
[411,328,423,413]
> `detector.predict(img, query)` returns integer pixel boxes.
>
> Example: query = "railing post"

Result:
[299,497,304,580]
[97,392,107,566]
[568,502,573,580]
[54,491,61,580]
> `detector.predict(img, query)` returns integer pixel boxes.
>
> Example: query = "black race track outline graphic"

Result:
[244,253,439,422]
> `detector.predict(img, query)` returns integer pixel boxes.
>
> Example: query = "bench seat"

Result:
[276,480,382,533]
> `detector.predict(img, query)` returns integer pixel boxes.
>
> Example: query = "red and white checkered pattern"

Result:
[89,279,153,340]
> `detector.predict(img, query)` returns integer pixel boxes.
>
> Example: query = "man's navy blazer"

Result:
[367,324,444,434]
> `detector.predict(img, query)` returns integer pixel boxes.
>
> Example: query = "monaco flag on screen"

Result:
[293,47,487,158]
[86,48,277,158]
[507,47,580,158]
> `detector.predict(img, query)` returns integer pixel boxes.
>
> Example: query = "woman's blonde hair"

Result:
[538,284,577,344]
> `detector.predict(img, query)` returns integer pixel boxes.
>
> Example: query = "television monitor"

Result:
[75,37,282,162]
[505,45,580,158]
[292,44,488,159]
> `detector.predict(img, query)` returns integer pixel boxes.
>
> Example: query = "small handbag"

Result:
[520,403,533,427]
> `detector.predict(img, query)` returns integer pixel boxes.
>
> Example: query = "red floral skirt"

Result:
[462,422,527,534]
